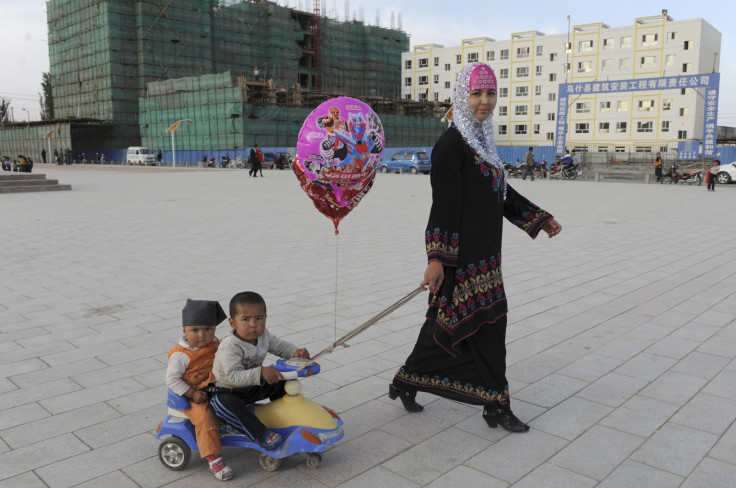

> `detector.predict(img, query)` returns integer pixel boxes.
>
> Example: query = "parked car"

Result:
[714,162,736,184]
[379,151,431,174]
[126,146,156,166]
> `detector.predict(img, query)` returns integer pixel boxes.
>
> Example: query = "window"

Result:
[547,112,555,121]
[620,36,632,48]
[499,68,509,79]
[433,57,439,66]
[661,121,670,132]
[615,146,626,153]
[548,93,556,101]
[579,40,594,52]
[564,62,571,72]
[534,124,540,134]
[444,81,451,89]
[500,49,509,60]
[536,45,543,56]
[681,88,687,95]
[534,85,542,95]
[486,50,495,61]
[498,106,508,116]
[576,102,591,113]
[669,31,676,40]
[499,125,507,135]
[683,40,691,50]
[635,146,652,153]
[515,124,528,134]
[600,101,611,112]
[619,58,632,70]
[678,130,687,139]
[517,66,529,77]
[444,63,451,71]
[637,121,653,133]
[665,54,675,67]
[418,92,428,101]
[515,105,528,116]
[433,92,439,101]
[534,104,541,114]
[602,59,613,70]
[616,122,627,133]
[456,54,461,64]
[535,65,542,75]
[404,94,411,100]
[549,73,557,82]
[598,146,609,152]
[516,86,529,97]
[577,61,592,73]
[599,122,610,133]
[617,101,628,112]
[550,52,558,62]
[418,75,428,85]
[680,107,689,116]
[565,42,571,53]
[433,75,439,84]
[682,63,691,73]
[603,38,614,49]
[418,58,429,68]
[663,99,671,111]
[499,87,508,97]
[575,123,590,134]
[642,33,659,46]
[467,52,479,63]
[404,77,412,86]
[641,55,656,66]
[638,100,654,111]
[547,132,554,140]
[516,47,530,58]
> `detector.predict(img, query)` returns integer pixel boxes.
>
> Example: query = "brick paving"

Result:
[1,164,735,487]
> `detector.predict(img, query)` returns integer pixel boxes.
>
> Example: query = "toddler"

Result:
[165,299,233,481]
[210,291,309,450]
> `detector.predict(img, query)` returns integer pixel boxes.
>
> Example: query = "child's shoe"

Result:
[260,430,284,451]
[206,454,233,481]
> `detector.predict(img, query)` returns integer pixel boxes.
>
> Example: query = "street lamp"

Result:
[166,119,192,168]
[21,108,30,122]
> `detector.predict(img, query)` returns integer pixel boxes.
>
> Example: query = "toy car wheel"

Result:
[259,454,282,472]
[304,453,322,469]
[158,437,191,471]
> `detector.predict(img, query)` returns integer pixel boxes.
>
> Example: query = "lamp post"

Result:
[167,119,192,168]
[21,108,30,122]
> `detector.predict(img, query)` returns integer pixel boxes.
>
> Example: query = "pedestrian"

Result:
[255,146,264,177]
[523,146,535,181]
[157,150,163,166]
[707,159,720,192]
[540,158,548,178]
[248,145,259,177]
[654,152,663,182]
[389,62,562,433]
[41,148,47,164]
[54,149,61,165]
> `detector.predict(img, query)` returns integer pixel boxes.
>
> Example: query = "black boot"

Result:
[483,403,529,433]
[389,384,423,412]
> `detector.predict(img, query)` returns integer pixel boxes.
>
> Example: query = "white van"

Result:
[126,146,156,166]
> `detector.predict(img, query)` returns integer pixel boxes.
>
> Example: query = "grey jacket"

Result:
[212,329,298,389]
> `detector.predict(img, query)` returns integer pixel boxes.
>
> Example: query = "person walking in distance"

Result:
[523,146,535,181]
[654,152,663,183]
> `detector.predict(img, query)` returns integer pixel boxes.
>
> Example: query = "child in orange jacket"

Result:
[165,299,233,481]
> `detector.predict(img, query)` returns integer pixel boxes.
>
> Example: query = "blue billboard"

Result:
[556,73,720,158]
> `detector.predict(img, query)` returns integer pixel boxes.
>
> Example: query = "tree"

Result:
[0,97,11,123]
[39,72,54,121]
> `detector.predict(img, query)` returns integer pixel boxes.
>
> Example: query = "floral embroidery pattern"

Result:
[426,228,460,262]
[395,367,509,404]
[456,127,507,200]
[509,205,550,237]
[430,255,504,333]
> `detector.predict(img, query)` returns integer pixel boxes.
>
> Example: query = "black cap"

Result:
[182,299,226,327]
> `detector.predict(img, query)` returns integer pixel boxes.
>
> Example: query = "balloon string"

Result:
[333,232,339,344]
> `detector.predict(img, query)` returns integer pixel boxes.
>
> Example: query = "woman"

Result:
[389,63,562,433]
[654,152,663,182]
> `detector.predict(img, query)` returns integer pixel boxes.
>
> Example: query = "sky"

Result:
[2,0,734,126]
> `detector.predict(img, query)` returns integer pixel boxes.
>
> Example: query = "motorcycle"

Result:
[504,161,523,178]
[678,168,703,185]
[661,162,701,185]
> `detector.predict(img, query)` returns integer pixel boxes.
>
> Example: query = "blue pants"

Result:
[210,382,286,441]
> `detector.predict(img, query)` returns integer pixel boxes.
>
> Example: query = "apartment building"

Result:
[401,14,721,154]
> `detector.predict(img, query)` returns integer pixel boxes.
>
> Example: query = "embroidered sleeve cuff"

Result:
[521,210,554,239]
[426,228,459,265]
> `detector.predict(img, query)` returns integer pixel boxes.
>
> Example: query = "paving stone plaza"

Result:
[1,165,735,487]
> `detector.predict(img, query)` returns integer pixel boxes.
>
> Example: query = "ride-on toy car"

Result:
[155,358,344,472]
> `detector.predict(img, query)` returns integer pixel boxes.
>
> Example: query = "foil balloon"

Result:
[293,96,384,233]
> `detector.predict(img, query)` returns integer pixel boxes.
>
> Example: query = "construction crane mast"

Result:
[313,0,322,92]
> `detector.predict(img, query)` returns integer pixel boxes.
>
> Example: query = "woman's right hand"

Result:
[421,261,444,293]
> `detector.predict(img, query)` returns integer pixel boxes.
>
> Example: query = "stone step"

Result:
[0,172,49,181]
[0,179,60,188]
[0,184,72,194]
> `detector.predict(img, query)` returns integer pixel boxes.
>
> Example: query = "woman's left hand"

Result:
[542,219,562,238]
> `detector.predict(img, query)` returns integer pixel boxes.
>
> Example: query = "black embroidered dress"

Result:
[393,126,553,406]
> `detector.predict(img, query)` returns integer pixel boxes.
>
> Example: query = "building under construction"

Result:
[2,0,446,159]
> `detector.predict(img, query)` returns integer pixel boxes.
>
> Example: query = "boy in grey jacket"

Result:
[210,291,310,450]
